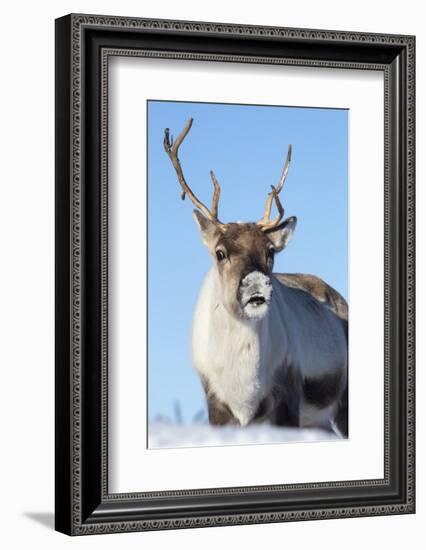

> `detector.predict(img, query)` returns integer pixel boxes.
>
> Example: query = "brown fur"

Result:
[200,376,239,425]
[272,364,304,427]
[275,273,348,321]
[303,371,345,408]
[216,223,274,276]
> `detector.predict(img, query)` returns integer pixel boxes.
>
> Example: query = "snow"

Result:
[148,423,340,449]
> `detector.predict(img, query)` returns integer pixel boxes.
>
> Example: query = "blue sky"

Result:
[147,100,348,425]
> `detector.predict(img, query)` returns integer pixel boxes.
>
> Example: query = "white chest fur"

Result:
[191,270,283,425]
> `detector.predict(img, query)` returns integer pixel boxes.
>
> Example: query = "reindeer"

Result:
[164,118,348,437]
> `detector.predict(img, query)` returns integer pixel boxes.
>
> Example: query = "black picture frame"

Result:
[55,13,415,535]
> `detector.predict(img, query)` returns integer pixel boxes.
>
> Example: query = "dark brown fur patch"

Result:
[206,393,239,425]
[251,396,273,423]
[334,384,348,437]
[303,371,344,408]
[272,364,303,427]
[216,223,274,276]
[200,376,239,426]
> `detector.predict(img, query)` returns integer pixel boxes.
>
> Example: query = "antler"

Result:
[257,144,292,232]
[164,119,292,232]
[164,118,225,227]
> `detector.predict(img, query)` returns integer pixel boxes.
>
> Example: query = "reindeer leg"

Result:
[200,375,239,426]
[206,393,239,426]
[332,384,348,437]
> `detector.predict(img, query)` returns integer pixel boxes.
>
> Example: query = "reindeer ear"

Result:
[267,216,297,252]
[193,210,220,248]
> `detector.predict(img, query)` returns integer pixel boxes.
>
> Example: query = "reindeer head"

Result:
[164,118,297,321]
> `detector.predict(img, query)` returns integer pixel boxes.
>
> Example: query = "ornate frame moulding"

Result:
[55,13,415,535]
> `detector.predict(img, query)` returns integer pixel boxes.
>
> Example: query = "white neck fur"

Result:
[191,268,288,425]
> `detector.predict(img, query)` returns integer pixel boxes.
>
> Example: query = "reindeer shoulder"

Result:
[274,273,348,322]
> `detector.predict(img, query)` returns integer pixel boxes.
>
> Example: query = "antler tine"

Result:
[258,186,285,230]
[210,170,221,219]
[164,118,224,226]
[275,144,292,194]
[257,144,292,232]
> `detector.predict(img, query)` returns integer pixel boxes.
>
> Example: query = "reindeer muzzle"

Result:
[239,271,273,319]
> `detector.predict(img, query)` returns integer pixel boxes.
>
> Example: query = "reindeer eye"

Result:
[216,249,226,262]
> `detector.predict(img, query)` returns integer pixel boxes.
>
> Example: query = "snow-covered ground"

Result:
[149,423,340,449]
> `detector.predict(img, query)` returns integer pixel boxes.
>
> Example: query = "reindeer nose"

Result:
[240,271,272,291]
[239,271,273,317]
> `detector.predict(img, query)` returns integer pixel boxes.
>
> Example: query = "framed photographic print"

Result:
[55,14,415,535]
